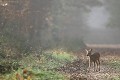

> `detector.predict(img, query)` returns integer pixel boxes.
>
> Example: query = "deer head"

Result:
[85,49,92,56]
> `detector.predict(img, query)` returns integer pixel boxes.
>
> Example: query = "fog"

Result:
[1,0,120,79]
[50,0,120,45]
[87,7,109,29]
[84,28,120,44]
[50,0,120,46]
[29,0,120,48]
[1,0,120,51]
[84,0,120,44]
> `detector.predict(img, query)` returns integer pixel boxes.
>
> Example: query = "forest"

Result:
[0,0,120,80]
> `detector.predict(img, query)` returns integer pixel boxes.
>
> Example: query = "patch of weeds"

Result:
[46,49,76,61]
[108,61,120,70]
[2,72,17,80]
[0,60,20,74]
[1,68,67,80]
[1,49,75,80]
[32,68,67,80]
[43,50,77,69]
[52,52,75,62]
[111,76,120,80]
[19,54,40,68]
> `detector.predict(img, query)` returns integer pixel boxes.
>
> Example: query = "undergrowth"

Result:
[111,76,120,80]
[0,49,76,80]
[108,60,120,70]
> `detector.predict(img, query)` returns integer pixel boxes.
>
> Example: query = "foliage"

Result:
[44,49,77,68]
[0,59,20,74]
[108,60,120,70]
[0,0,53,52]
[20,49,76,69]
[111,76,120,80]
[0,0,89,54]
[0,68,66,80]
[0,49,74,80]
[32,69,66,80]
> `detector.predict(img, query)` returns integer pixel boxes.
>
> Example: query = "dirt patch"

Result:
[55,59,87,74]
[56,48,120,80]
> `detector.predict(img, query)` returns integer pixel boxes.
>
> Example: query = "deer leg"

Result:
[98,59,100,71]
[96,60,99,71]
[89,59,91,68]
[88,58,91,72]
[93,61,96,71]
[96,60,100,71]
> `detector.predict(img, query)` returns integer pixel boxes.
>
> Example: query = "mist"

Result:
[1,0,120,79]
[47,0,120,47]
[87,7,109,29]
[1,0,120,51]
[49,0,120,46]
[84,0,120,45]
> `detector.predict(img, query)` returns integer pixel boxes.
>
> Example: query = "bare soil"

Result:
[56,48,120,80]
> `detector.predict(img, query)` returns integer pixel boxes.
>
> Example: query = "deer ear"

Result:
[89,49,92,51]
[85,49,88,52]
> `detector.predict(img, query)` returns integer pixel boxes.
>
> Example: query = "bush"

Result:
[0,60,20,74]
[0,49,76,79]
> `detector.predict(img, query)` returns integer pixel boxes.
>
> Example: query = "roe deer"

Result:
[85,49,100,71]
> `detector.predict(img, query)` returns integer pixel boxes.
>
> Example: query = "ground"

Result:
[57,48,120,80]
[0,47,120,80]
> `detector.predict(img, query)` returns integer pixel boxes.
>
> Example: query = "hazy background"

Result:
[84,0,120,44]
[0,0,120,53]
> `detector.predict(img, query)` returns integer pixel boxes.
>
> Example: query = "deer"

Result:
[85,49,100,72]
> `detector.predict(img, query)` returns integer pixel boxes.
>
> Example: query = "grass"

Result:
[103,57,120,80]
[107,60,120,70]
[44,49,76,68]
[1,69,66,80]
[111,61,120,69]
[111,76,120,80]
[0,49,76,80]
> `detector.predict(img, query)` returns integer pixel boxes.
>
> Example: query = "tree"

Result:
[49,0,103,50]
[0,0,53,55]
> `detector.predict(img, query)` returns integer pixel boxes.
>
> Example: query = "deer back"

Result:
[90,52,100,62]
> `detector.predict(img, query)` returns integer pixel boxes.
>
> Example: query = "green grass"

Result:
[111,76,120,80]
[108,60,120,70]
[32,69,66,80]
[0,69,67,80]
[0,49,76,80]
[34,49,76,69]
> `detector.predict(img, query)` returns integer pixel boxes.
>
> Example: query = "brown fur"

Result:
[85,49,100,71]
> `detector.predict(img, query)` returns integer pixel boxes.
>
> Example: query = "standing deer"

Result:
[85,49,100,71]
